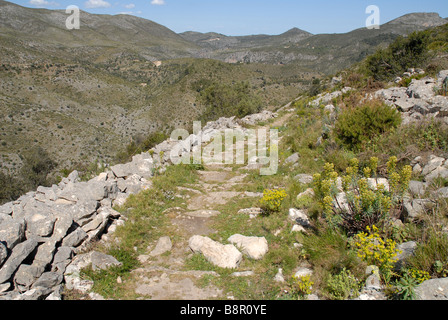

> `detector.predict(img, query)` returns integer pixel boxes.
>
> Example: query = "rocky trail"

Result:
[2,68,448,300]
[130,167,252,300]
[125,112,294,300]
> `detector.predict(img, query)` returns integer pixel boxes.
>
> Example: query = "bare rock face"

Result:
[189,235,242,269]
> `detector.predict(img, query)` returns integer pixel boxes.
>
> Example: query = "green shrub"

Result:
[198,81,263,122]
[363,31,430,81]
[0,172,23,204]
[393,273,419,300]
[20,146,57,190]
[324,267,360,300]
[334,100,401,151]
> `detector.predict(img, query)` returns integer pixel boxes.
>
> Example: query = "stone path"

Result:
[126,165,254,300]
[125,111,294,300]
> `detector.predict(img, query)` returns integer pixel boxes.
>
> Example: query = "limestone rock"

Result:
[149,236,173,257]
[0,219,25,250]
[294,174,313,185]
[416,278,448,300]
[285,153,300,165]
[0,238,38,284]
[227,234,268,260]
[288,208,311,228]
[394,241,417,271]
[294,267,313,278]
[90,251,122,271]
[189,235,242,269]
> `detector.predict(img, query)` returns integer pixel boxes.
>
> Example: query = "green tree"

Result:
[20,146,57,190]
[198,81,263,122]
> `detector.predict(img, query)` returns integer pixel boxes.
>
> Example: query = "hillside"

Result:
[1,14,448,302]
[0,0,446,203]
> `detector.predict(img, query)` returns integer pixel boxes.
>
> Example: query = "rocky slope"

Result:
[2,78,448,299]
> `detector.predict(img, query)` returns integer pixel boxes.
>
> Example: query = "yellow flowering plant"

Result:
[313,156,412,234]
[352,225,401,274]
[259,188,287,215]
[290,275,314,299]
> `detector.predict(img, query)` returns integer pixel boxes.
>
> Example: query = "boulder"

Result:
[437,187,448,198]
[13,264,45,291]
[416,277,448,300]
[421,156,445,177]
[31,271,63,289]
[189,235,242,269]
[237,208,263,218]
[294,174,314,185]
[406,78,436,100]
[394,241,417,271]
[0,238,38,284]
[25,213,56,238]
[408,180,427,197]
[367,178,390,191]
[51,246,74,274]
[288,208,311,228]
[149,236,172,257]
[403,199,434,221]
[90,251,122,271]
[285,153,300,165]
[425,166,448,183]
[61,228,88,248]
[437,70,448,89]
[0,242,7,267]
[0,219,26,250]
[227,234,268,260]
[294,267,313,278]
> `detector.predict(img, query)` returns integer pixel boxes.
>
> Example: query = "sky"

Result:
[8,0,448,36]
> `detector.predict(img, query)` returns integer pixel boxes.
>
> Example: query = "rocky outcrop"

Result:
[0,150,155,299]
[373,70,448,125]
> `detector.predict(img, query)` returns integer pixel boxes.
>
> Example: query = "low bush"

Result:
[324,267,360,300]
[362,31,430,81]
[334,100,401,151]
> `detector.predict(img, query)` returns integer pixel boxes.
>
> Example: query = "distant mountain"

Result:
[1,0,446,69]
[184,12,448,71]
[0,0,197,61]
[179,27,312,50]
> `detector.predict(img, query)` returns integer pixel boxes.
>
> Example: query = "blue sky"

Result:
[9,0,448,35]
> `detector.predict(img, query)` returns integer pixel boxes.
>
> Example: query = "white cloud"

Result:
[85,0,111,8]
[151,0,165,5]
[29,0,59,7]
[124,3,135,9]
